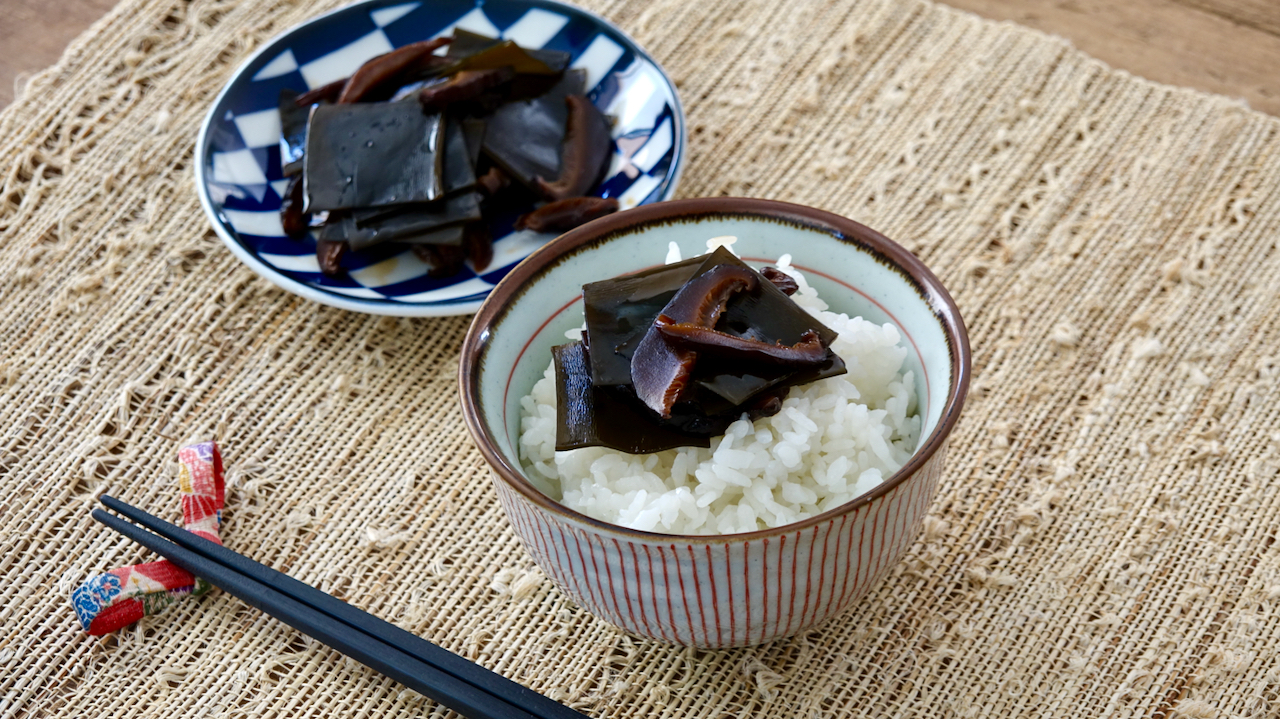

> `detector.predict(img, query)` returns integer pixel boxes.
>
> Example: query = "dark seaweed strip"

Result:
[447,29,571,72]
[712,252,838,348]
[295,79,346,107]
[514,197,618,232]
[579,248,848,437]
[463,223,493,272]
[630,264,758,417]
[345,193,481,250]
[419,67,515,113]
[280,175,310,238]
[303,102,445,212]
[655,324,827,367]
[760,267,798,295]
[687,251,846,405]
[553,344,791,453]
[398,224,466,246]
[338,38,453,103]
[316,239,346,276]
[533,96,612,201]
[447,40,557,75]
[581,256,706,386]
[461,118,486,165]
[481,70,585,190]
[441,117,478,195]
[553,342,712,454]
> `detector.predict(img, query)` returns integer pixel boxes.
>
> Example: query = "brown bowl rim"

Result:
[459,197,971,544]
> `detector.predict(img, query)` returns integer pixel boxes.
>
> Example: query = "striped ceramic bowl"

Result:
[459,198,970,647]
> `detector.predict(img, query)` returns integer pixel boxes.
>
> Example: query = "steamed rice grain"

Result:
[518,255,921,535]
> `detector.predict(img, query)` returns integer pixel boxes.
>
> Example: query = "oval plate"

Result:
[196,0,685,316]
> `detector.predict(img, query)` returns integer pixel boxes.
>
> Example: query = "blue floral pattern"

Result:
[71,573,122,631]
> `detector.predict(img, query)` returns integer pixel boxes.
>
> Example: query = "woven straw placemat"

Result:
[3,0,1279,716]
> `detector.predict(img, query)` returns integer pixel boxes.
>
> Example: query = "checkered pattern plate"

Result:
[196,0,685,316]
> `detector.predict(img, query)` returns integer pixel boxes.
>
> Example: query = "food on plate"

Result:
[478,70,585,189]
[337,38,452,103]
[417,67,516,112]
[532,95,612,201]
[315,238,346,276]
[278,31,618,279]
[518,240,921,535]
[279,176,309,238]
[303,102,446,211]
[514,197,619,232]
[447,29,571,73]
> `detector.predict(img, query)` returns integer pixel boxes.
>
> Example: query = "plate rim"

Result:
[195,0,686,317]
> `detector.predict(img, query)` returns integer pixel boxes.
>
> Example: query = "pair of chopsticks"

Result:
[92,496,587,719]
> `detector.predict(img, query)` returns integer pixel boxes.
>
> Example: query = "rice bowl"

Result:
[459,198,970,647]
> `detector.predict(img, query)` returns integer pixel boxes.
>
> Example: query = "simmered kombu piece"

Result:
[553,343,791,453]
[761,266,798,295]
[534,96,612,201]
[562,251,850,451]
[447,30,571,73]
[401,223,465,246]
[713,256,836,345]
[581,255,706,386]
[280,175,310,237]
[650,324,830,407]
[586,248,846,411]
[463,222,493,271]
[553,342,712,453]
[411,242,467,277]
[303,102,445,212]
[631,264,759,416]
[278,89,311,176]
[441,117,478,195]
[337,38,452,103]
[477,167,510,196]
[688,252,845,406]
[317,215,350,243]
[316,238,346,276]
[449,40,558,75]
[655,323,828,367]
[304,42,456,107]
[345,192,481,250]
[481,70,585,190]
[419,67,515,113]
[461,118,486,164]
[514,196,618,232]
[295,79,346,107]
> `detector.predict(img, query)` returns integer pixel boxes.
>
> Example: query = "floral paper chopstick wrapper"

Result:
[72,442,225,635]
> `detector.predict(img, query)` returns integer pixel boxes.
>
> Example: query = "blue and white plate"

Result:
[196,0,685,316]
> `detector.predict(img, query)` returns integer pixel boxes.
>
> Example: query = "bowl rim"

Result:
[459,197,971,543]
[194,0,687,317]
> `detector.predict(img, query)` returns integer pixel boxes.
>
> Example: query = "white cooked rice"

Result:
[518,248,921,535]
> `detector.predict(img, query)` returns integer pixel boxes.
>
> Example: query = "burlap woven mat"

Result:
[3,0,1278,716]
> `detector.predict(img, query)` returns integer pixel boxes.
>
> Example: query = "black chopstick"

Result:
[98,495,583,719]
[91,504,585,719]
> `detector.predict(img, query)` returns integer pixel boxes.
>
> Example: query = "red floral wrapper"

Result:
[72,442,225,634]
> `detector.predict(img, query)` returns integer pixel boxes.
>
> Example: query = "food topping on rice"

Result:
[554,246,846,453]
[519,241,922,535]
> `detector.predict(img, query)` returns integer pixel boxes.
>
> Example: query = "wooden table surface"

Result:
[2,0,1278,115]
